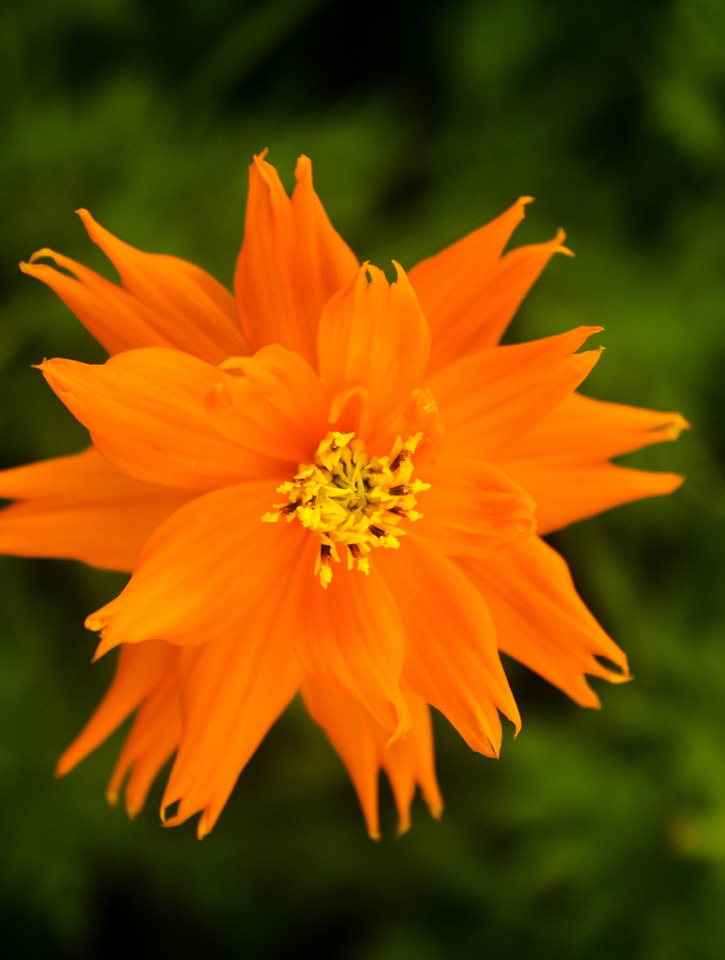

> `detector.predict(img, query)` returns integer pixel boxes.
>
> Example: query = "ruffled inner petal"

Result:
[459,536,630,707]
[206,344,327,463]
[318,264,431,442]
[414,455,536,558]
[40,349,287,489]
[377,539,520,757]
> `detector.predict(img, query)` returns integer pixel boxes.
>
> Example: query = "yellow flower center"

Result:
[263,431,430,587]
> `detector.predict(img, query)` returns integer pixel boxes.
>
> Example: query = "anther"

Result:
[262,430,428,587]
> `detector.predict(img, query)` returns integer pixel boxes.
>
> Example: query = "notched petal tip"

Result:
[666,413,691,440]
[294,153,312,181]
[553,228,575,257]
[75,207,94,228]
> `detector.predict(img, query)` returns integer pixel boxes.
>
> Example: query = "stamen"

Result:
[263,430,429,587]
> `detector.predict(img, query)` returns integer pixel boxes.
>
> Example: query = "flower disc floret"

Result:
[263,431,429,587]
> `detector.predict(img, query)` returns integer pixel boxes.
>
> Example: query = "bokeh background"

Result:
[1,0,723,956]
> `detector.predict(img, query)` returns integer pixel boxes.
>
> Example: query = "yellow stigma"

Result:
[263,431,430,587]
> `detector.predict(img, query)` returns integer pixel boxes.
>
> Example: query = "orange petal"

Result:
[301,678,383,838]
[0,446,148,499]
[234,154,358,367]
[377,538,520,757]
[107,669,181,818]
[40,349,284,489]
[56,640,176,776]
[293,542,412,741]
[0,446,197,570]
[409,197,570,371]
[76,209,247,362]
[409,197,529,367]
[462,230,572,354]
[493,392,687,532]
[318,263,431,442]
[86,481,303,654]
[21,255,178,358]
[500,460,684,535]
[459,536,630,707]
[427,326,602,459]
[415,455,536,558]
[380,689,443,836]
[207,344,327,462]
[0,488,195,571]
[503,391,689,461]
[302,679,443,838]
[159,570,305,836]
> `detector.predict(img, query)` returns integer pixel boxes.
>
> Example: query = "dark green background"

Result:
[1,0,723,956]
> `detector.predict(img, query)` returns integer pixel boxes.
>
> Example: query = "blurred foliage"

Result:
[1,0,724,957]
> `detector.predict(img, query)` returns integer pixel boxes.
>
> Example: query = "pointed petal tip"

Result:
[55,755,72,778]
[649,471,686,496]
[90,633,120,661]
[294,154,312,179]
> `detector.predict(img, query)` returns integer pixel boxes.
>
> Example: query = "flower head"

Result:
[0,154,686,838]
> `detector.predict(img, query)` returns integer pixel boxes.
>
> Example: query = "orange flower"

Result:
[0,155,686,838]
